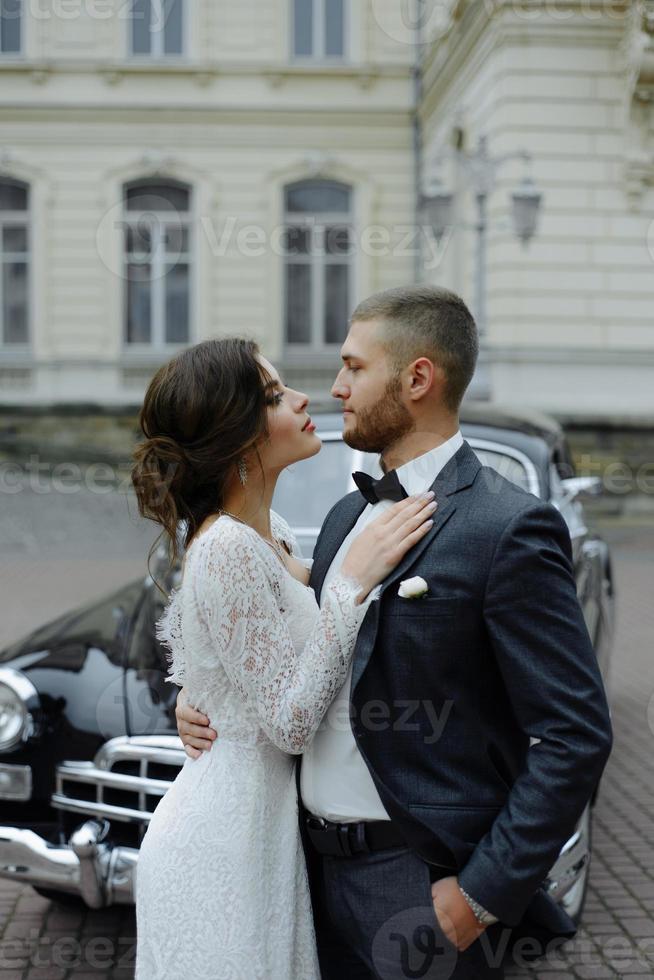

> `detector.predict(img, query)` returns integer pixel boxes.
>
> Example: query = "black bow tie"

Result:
[352,469,409,505]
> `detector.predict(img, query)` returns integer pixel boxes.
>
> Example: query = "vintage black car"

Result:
[0,405,614,926]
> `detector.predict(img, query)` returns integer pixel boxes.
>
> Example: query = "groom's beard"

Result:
[343,374,415,457]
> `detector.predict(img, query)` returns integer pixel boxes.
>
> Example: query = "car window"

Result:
[273,438,357,530]
[470,447,533,495]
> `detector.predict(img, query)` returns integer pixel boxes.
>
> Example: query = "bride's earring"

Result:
[237,458,248,486]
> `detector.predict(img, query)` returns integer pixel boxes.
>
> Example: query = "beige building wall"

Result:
[1,0,653,419]
[419,1,654,419]
[0,0,415,406]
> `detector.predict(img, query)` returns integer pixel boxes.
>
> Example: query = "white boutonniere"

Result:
[398,576,429,600]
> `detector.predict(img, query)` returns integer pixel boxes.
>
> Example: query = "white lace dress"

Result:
[135,512,375,980]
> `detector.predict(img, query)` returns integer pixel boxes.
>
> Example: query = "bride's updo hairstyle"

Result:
[131,337,273,569]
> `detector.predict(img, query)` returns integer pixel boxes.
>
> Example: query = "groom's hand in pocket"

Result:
[176,687,217,759]
[430,876,487,952]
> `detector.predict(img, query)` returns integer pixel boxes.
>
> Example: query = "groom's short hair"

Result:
[351,284,479,412]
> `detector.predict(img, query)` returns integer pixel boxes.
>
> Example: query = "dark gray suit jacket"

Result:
[303,439,613,939]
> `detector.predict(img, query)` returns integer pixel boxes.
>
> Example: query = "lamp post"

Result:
[422,135,543,400]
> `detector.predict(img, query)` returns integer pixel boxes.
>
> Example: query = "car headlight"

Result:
[0,668,40,752]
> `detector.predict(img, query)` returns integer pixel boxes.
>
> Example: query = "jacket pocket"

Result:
[407,802,504,845]
[392,597,463,617]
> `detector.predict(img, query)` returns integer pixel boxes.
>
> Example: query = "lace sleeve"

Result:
[192,520,374,755]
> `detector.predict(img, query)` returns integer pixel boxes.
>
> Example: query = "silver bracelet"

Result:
[458,885,499,926]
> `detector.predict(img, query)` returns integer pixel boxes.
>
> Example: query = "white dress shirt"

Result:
[300,430,464,823]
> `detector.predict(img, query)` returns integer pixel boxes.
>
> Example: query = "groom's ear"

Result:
[407,356,443,402]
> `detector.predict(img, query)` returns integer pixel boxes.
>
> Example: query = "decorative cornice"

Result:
[0,58,409,86]
[487,345,654,367]
[0,147,54,204]
[263,63,394,89]
[622,0,654,103]
[621,1,654,203]
[420,0,627,111]
[420,0,492,114]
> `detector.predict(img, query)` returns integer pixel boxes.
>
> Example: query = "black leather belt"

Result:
[305,815,407,858]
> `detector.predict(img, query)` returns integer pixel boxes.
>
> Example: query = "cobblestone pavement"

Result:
[504,521,654,979]
[0,521,652,979]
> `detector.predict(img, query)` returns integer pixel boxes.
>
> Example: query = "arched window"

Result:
[292,0,346,60]
[130,0,184,58]
[0,0,22,55]
[123,179,192,348]
[284,179,353,350]
[0,178,29,346]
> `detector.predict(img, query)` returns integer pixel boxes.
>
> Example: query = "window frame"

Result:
[122,179,194,352]
[290,0,348,63]
[0,0,23,57]
[0,178,31,349]
[283,179,354,354]
[128,0,188,60]
[469,438,542,499]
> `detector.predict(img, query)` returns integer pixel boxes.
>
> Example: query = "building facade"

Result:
[0,0,652,419]
[419,0,654,419]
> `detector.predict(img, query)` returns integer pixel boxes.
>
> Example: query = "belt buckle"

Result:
[306,817,369,858]
[307,817,343,857]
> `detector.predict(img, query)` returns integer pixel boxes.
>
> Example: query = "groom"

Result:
[176,285,613,978]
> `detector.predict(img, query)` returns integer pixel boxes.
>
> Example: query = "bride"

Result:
[130,337,436,979]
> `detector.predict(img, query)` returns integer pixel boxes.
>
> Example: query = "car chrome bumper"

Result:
[0,819,137,907]
[0,802,591,913]
[545,804,592,909]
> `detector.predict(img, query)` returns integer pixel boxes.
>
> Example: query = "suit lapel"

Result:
[382,440,481,595]
[351,440,481,694]
[309,492,367,604]
[381,488,455,597]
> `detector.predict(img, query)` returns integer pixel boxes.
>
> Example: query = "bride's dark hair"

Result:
[131,337,273,570]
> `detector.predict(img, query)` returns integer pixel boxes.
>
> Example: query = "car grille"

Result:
[51,736,185,830]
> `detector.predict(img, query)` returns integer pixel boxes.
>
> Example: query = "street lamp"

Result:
[421,176,454,244]
[421,135,543,400]
[511,175,543,245]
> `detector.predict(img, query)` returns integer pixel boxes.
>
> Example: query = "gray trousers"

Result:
[309,844,509,980]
